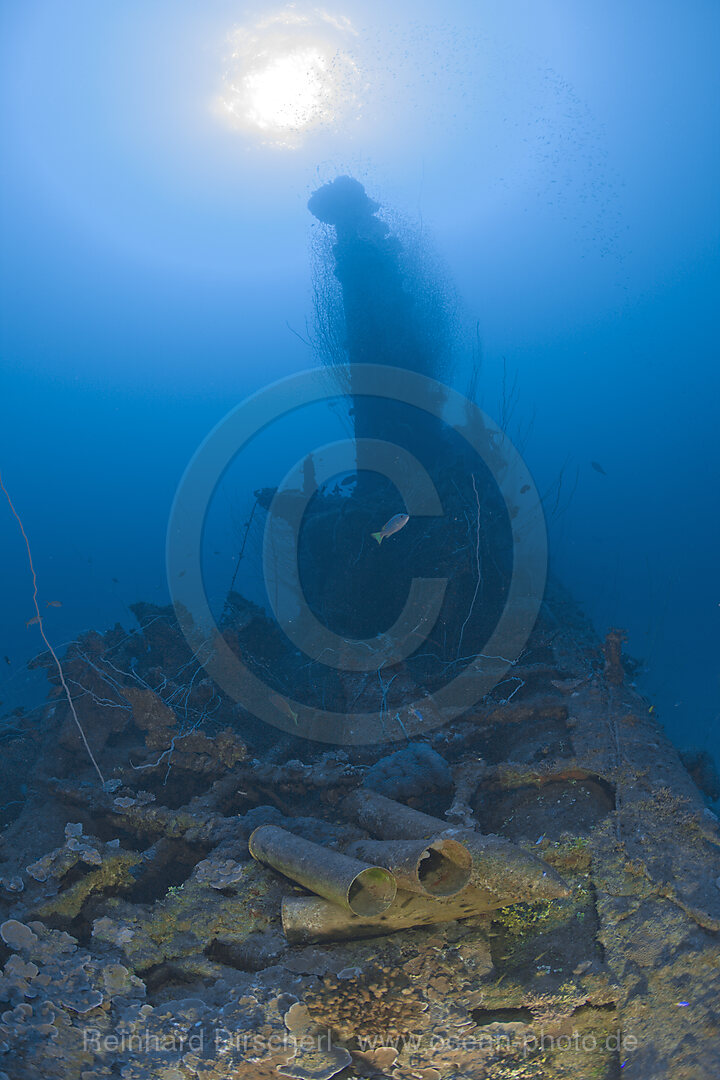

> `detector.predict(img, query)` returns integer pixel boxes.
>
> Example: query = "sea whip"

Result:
[0,469,105,785]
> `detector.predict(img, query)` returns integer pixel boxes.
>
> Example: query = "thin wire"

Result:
[0,469,105,785]
[456,474,482,658]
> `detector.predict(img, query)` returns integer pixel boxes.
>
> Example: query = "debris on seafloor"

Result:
[1,587,720,1078]
[248,825,397,916]
[344,835,471,896]
[342,789,571,904]
[281,882,525,944]
[362,741,453,800]
[248,794,568,945]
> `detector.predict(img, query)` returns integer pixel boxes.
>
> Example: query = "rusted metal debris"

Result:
[248,824,396,917]
[249,791,569,944]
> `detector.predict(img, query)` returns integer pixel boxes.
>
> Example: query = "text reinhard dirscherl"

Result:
[83,1026,638,1059]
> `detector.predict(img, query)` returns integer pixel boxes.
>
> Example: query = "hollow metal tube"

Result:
[344,836,471,897]
[341,789,570,902]
[248,824,396,916]
[281,883,505,945]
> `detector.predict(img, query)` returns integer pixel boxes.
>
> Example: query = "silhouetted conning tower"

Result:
[303,176,510,670]
[308,176,429,370]
[308,176,447,467]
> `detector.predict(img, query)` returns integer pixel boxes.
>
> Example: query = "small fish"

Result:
[112,577,119,583]
[269,692,298,725]
[3,656,10,666]
[26,616,41,628]
[591,461,607,475]
[46,600,62,608]
[340,475,355,486]
[520,484,530,494]
[371,513,409,545]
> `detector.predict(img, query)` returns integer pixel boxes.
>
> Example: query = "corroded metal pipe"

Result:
[282,883,507,944]
[344,837,471,897]
[248,825,396,916]
[341,790,569,903]
[343,789,459,840]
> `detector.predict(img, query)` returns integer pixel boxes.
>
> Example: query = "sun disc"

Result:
[218,10,360,147]
[244,48,330,132]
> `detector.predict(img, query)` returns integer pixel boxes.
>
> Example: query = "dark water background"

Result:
[1,2,718,765]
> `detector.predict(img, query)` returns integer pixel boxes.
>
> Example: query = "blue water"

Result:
[1,2,718,765]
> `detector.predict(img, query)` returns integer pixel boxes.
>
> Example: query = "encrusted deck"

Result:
[0,583,718,1079]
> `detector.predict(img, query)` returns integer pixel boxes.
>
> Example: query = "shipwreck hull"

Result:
[0,584,718,1080]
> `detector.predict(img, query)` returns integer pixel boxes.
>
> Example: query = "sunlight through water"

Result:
[218,9,360,148]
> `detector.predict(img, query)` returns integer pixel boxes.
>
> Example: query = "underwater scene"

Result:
[1,3,719,1078]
